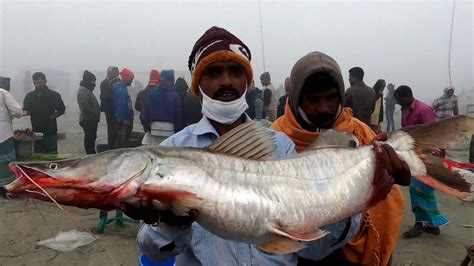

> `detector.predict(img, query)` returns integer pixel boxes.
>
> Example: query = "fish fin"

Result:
[400,115,474,152]
[257,238,306,254]
[305,129,359,151]
[268,221,329,241]
[140,186,202,216]
[413,154,471,198]
[208,120,277,160]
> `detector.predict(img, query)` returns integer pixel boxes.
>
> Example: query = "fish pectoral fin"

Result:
[257,238,306,254]
[207,120,276,160]
[140,186,202,216]
[304,129,359,152]
[268,222,330,241]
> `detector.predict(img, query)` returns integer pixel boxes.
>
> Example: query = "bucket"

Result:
[138,253,175,266]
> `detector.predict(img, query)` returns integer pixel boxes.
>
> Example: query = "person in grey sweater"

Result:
[77,70,100,154]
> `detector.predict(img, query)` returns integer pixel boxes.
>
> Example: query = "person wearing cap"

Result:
[140,70,183,145]
[272,52,409,265]
[23,72,65,154]
[124,26,376,266]
[260,72,278,122]
[0,77,24,197]
[136,70,160,114]
[432,86,458,121]
[77,70,100,154]
[113,68,134,148]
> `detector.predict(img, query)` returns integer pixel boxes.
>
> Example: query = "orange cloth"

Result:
[272,102,404,266]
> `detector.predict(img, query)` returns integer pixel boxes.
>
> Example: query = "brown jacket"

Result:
[345,83,376,125]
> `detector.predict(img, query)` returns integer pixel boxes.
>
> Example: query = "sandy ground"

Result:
[0,112,473,265]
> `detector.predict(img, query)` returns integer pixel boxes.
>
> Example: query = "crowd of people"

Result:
[0,25,472,265]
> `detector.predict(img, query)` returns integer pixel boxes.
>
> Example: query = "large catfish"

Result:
[4,116,473,254]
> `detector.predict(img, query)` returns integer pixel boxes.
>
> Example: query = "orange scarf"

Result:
[272,102,404,266]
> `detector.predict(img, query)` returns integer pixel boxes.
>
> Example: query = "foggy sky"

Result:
[0,0,472,103]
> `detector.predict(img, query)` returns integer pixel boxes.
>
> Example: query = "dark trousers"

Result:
[34,134,58,154]
[80,120,98,154]
[117,121,133,148]
[105,111,118,149]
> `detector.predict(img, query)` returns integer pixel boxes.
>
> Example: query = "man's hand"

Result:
[120,198,198,226]
[50,113,59,120]
[372,132,411,186]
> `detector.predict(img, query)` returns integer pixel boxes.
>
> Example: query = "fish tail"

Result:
[390,116,474,199]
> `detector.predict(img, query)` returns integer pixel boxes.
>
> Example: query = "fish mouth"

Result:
[5,163,62,194]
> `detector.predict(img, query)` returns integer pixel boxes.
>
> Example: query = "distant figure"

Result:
[77,70,100,154]
[344,67,375,125]
[23,72,65,154]
[394,85,448,238]
[432,86,458,120]
[113,68,135,148]
[384,83,396,132]
[177,78,202,126]
[140,70,183,145]
[100,66,120,149]
[277,77,290,118]
[135,69,160,115]
[245,81,263,120]
[470,135,474,164]
[369,79,386,133]
[0,78,24,196]
[260,72,278,121]
[175,77,188,99]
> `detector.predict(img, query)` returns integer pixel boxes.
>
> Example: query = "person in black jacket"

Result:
[23,72,65,154]
[277,77,290,118]
[100,66,120,149]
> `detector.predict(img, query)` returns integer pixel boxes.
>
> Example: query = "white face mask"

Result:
[199,87,248,125]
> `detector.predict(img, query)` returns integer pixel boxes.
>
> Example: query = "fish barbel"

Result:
[4,116,473,253]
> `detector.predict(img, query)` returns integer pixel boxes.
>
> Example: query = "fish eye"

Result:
[48,163,60,170]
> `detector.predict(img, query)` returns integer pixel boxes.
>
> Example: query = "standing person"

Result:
[277,77,290,118]
[272,52,409,265]
[23,72,65,154]
[0,78,24,197]
[245,81,264,120]
[126,26,375,265]
[385,83,396,132]
[260,72,278,121]
[100,66,120,149]
[432,86,458,120]
[344,67,375,125]
[113,68,134,148]
[177,78,202,126]
[140,70,183,145]
[77,70,100,154]
[394,85,449,238]
[369,79,386,133]
[136,69,160,114]
[175,77,188,100]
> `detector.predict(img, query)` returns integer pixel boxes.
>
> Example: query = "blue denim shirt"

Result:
[137,116,360,265]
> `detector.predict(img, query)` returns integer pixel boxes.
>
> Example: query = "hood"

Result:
[289,51,345,118]
[443,86,455,97]
[175,77,189,96]
[160,70,175,83]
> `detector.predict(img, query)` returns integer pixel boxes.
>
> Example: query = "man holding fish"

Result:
[128,27,411,265]
[272,52,409,265]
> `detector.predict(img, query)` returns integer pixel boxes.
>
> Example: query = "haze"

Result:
[0,0,472,106]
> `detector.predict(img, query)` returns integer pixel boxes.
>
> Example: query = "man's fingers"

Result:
[372,132,388,142]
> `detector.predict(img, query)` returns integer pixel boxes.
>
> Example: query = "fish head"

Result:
[4,149,154,208]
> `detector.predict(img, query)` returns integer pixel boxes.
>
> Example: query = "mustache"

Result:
[213,86,239,98]
[310,113,335,127]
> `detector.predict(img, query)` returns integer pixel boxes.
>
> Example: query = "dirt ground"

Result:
[0,113,473,265]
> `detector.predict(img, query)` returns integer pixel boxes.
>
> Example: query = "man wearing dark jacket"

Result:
[136,69,160,114]
[100,66,120,149]
[77,70,100,154]
[277,77,290,118]
[344,67,375,125]
[176,78,202,126]
[23,72,65,153]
